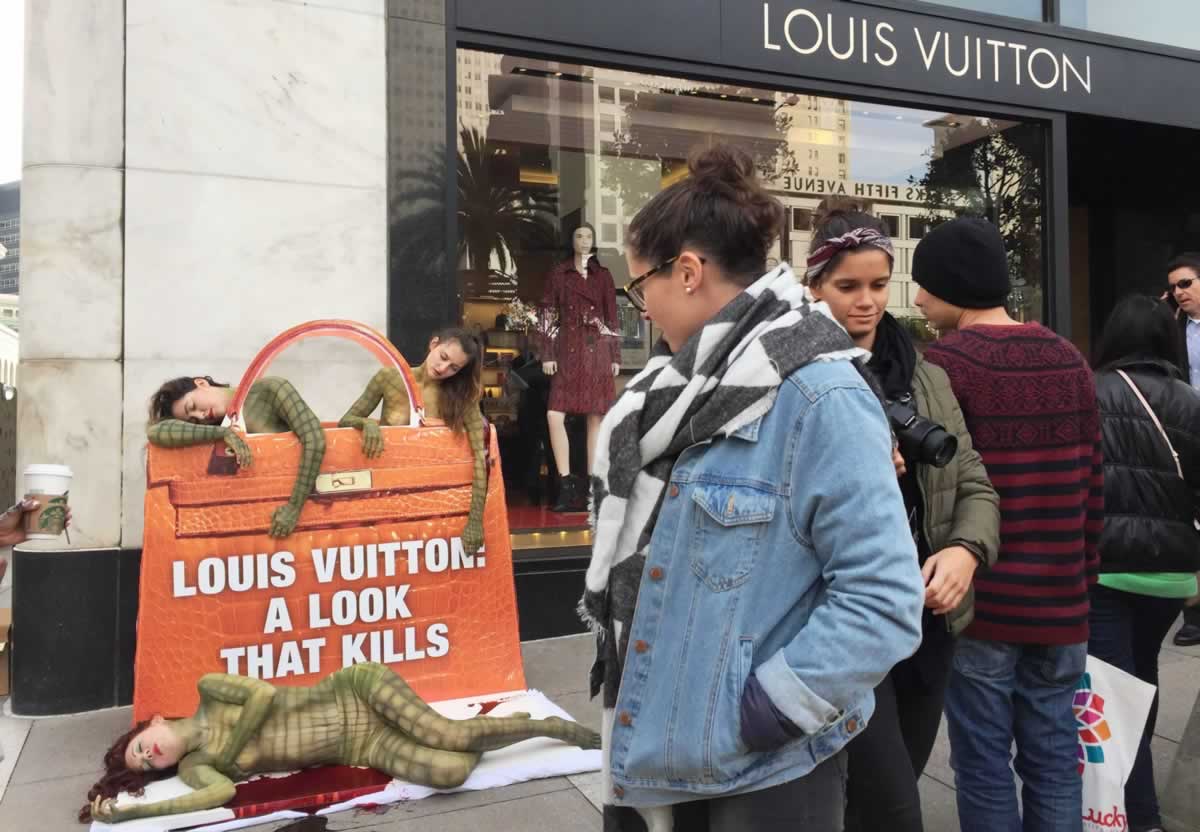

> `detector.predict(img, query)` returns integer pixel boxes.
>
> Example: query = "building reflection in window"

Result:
[442,49,1047,521]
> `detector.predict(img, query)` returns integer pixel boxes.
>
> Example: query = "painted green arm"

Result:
[461,403,487,554]
[340,369,484,551]
[247,378,327,538]
[91,761,236,823]
[338,371,387,457]
[146,420,252,468]
[197,674,277,770]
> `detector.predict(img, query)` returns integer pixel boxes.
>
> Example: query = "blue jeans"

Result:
[1088,585,1184,830]
[945,637,1087,832]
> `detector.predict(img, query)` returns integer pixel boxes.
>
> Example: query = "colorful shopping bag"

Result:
[1076,654,1156,831]
[133,321,525,721]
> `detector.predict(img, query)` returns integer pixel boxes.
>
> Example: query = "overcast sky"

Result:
[1,3,23,184]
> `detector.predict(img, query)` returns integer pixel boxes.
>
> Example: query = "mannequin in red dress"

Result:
[539,224,620,511]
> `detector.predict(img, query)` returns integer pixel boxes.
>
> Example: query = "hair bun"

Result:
[688,145,756,187]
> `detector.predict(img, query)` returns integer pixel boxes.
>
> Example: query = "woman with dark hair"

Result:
[1090,294,1200,832]
[804,210,1000,832]
[146,374,325,538]
[583,143,924,831]
[80,665,598,824]
[340,327,488,553]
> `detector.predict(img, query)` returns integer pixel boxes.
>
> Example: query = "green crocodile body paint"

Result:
[146,378,326,538]
[339,367,486,553]
[103,664,598,822]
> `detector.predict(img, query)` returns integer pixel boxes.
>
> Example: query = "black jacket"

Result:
[1096,357,1200,574]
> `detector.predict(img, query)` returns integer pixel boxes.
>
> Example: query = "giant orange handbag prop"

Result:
[133,321,525,721]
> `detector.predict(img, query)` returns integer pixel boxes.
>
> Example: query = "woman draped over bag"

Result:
[581,143,925,831]
[1090,294,1200,832]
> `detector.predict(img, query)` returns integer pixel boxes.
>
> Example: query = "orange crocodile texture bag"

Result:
[133,321,525,721]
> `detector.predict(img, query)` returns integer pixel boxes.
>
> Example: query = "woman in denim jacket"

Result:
[804,210,1000,832]
[581,144,925,831]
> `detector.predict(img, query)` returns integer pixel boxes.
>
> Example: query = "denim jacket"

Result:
[608,359,925,808]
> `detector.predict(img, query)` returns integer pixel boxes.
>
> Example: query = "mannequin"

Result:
[539,224,620,512]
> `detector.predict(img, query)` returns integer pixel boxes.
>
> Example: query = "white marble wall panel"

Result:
[18,360,123,549]
[126,0,385,188]
[23,0,125,168]
[123,169,387,361]
[310,0,386,14]
[121,356,390,547]
[19,167,124,361]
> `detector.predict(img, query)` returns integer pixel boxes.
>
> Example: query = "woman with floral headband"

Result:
[804,210,1000,832]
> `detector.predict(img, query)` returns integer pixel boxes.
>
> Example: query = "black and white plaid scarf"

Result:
[580,265,867,830]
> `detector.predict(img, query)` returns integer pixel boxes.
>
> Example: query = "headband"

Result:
[805,226,895,283]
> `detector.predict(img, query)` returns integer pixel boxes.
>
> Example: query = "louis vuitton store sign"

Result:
[761,3,1093,94]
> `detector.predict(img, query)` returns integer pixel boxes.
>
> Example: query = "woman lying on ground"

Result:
[81,662,599,824]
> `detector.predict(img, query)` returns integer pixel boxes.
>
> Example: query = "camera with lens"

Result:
[885,395,958,468]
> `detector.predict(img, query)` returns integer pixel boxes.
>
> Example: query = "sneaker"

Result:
[1174,623,1200,646]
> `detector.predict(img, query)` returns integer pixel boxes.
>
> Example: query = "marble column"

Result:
[13,0,128,713]
[122,0,390,548]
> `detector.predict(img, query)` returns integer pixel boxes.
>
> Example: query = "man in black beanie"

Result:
[913,217,1102,832]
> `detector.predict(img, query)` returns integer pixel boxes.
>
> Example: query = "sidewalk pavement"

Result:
[2,620,1198,831]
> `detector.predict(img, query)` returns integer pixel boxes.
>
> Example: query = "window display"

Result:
[447,49,1047,530]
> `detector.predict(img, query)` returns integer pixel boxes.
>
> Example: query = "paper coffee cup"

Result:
[23,464,72,539]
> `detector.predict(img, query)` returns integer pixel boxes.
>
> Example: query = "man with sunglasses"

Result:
[1166,253,1200,648]
[1167,253,1200,388]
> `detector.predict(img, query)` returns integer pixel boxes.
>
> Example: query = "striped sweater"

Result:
[925,323,1103,646]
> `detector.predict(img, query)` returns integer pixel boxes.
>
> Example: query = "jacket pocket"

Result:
[690,483,775,592]
[704,636,756,782]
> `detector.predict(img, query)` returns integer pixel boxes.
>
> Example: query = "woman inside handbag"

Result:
[147,375,325,539]
[81,662,599,824]
[1091,293,1200,832]
[339,327,487,554]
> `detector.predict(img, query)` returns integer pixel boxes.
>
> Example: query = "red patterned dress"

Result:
[539,258,621,415]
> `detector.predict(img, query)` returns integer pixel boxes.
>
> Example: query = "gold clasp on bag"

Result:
[314,469,373,495]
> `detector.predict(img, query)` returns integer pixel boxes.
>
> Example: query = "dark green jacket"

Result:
[911,357,1001,636]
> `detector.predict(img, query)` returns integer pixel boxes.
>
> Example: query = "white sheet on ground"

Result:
[90,689,600,832]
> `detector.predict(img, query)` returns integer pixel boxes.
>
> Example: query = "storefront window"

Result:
[914,0,1044,20]
[1059,0,1200,51]
[446,49,1047,532]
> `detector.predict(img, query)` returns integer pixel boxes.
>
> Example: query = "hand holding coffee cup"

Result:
[22,464,73,541]
[0,497,72,546]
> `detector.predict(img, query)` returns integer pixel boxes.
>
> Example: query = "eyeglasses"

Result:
[1170,277,1196,293]
[622,255,706,313]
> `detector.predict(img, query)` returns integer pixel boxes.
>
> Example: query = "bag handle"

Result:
[1116,370,1183,478]
[227,320,425,429]
[1116,369,1199,531]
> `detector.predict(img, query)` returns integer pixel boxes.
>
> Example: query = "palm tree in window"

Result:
[457,126,557,292]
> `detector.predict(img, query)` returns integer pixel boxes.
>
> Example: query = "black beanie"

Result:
[911,217,1010,309]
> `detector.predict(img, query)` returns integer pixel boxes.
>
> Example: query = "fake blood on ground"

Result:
[225,766,391,819]
[216,700,504,820]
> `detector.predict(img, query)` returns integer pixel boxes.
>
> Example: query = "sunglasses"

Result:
[622,255,706,313]
[1170,277,1197,292]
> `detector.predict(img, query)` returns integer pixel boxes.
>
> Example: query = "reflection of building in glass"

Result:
[456,51,504,137]
[0,182,19,294]
[769,180,951,319]
[457,50,1043,346]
